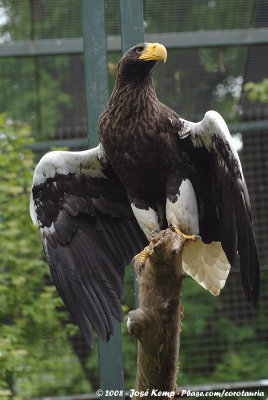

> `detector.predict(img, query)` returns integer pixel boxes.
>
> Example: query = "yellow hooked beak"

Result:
[139,43,167,63]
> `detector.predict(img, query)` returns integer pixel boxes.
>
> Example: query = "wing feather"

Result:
[220,173,237,266]
[179,111,260,307]
[31,144,147,348]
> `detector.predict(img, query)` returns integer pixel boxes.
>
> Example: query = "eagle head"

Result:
[117,42,167,84]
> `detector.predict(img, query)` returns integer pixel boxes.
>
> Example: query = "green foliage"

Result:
[0,114,93,398]
[143,0,254,34]
[141,0,254,122]
[0,1,74,140]
[244,79,268,104]
[178,270,268,386]
[0,58,72,140]
[0,0,255,144]
[0,0,82,40]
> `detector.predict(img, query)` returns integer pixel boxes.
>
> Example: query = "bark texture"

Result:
[128,229,186,400]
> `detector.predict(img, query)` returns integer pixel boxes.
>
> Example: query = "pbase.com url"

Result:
[96,389,265,398]
[178,390,265,397]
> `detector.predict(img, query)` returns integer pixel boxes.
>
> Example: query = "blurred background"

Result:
[0,0,268,399]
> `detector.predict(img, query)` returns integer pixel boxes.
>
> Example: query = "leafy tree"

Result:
[0,113,142,397]
[244,78,268,103]
[0,114,94,398]
[0,58,72,140]
[0,0,75,140]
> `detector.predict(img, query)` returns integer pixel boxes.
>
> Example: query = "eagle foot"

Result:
[133,248,149,272]
[168,223,198,240]
[151,228,161,235]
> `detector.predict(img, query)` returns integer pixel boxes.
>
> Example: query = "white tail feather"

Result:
[182,239,231,296]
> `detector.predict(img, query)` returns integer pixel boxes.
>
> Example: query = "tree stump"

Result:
[128,229,186,400]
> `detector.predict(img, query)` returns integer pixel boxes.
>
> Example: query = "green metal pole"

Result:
[120,0,144,53]
[120,0,144,309]
[82,0,108,148]
[82,1,124,399]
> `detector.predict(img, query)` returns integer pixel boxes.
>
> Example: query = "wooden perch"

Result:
[128,229,186,400]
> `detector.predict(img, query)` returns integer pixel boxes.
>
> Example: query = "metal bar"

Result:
[0,36,120,57]
[98,323,124,399]
[120,0,144,311]
[147,27,268,48]
[229,120,268,133]
[27,137,88,152]
[82,0,108,148]
[27,120,268,153]
[81,1,124,398]
[0,37,85,57]
[120,0,144,53]
[1,28,268,58]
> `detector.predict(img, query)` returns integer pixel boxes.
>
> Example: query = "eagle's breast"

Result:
[99,103,180,196]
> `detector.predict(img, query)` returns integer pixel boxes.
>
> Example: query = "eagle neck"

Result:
[108,73,158,111]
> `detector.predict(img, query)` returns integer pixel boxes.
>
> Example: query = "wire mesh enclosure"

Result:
[0,0,267,398]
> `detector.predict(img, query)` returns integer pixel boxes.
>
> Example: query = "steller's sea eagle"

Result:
[30,42,260,348]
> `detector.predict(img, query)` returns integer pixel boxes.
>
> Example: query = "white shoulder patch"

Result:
[179,110,243,178]
[179,110,231,149]
[32,144,106,186]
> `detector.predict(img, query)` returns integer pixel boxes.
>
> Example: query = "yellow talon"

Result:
[140,250,148,265]
[169,223,197,240]
[174,226,196,240]
[133,248,149,271]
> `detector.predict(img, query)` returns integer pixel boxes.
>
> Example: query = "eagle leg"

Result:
[134,247,150,272]
[168,223,200,240]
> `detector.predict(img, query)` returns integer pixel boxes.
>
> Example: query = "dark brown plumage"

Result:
[99,43,186,212]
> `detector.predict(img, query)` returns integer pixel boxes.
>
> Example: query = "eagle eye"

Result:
[135,47,143,54]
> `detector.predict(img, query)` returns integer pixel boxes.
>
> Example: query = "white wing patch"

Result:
[30,144,108,225]
[182,239,231,296]
[179,111,228,148]
[166,179,199,235]
[32,144,107,186]
[179,110,244,181]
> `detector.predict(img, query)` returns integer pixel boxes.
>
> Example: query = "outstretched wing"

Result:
[178,110,260,308]
[30,144,147,348]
